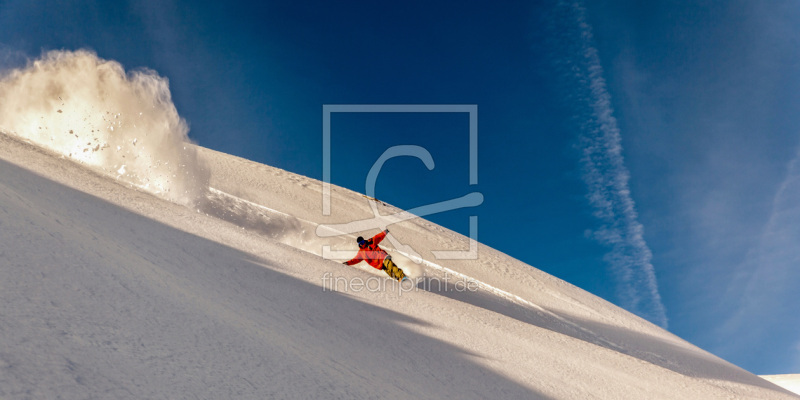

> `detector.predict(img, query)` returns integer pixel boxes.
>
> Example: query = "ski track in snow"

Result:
[205,187,658,357]
[210,188,560,311]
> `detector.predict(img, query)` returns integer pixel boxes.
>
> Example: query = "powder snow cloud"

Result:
[0,49,209,206]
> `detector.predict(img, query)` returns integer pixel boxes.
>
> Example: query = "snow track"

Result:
[217,186,622,352]
[197,188,684,359]
[207,186,556,309]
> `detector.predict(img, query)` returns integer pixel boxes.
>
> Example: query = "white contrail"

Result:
[559,1,668,328]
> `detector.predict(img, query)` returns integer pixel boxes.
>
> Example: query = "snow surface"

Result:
[1,132,798,399]
[763,375,800,396]
[0,51,797,398]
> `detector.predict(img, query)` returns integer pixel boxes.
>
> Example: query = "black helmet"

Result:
[356,236,364,243]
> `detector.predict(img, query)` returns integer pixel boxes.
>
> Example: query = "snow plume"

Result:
[553,1,668,328]
[0,49,209,206]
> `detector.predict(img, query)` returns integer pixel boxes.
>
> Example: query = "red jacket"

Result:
[344,231,389,269]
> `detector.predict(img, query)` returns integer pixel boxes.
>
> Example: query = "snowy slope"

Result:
[763,375,800,396]
[1,132,798,400]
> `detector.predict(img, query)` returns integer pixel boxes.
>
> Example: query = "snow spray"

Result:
[0,49,209,206]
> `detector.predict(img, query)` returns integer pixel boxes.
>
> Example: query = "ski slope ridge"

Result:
[1,132,798,399]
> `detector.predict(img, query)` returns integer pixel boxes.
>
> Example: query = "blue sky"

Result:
[2,0,799,375]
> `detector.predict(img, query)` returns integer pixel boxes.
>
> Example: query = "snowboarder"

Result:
[342,229,406,281]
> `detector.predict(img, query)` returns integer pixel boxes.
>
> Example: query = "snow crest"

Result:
[0,49,209,206]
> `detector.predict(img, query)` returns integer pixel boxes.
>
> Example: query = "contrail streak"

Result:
[557,0,668,328]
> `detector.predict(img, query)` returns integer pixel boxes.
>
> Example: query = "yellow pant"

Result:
[382,257,405,281]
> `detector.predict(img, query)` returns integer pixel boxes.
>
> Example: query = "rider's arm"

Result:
[343,251,363,266]
[372,229,389,245]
